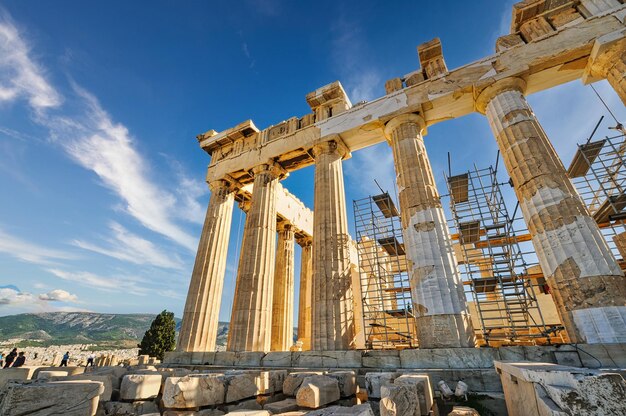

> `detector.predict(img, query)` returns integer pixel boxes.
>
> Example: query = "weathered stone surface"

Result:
[86,366,128,389]
[38,370,70,379]
[0,380,103,416]
[120,374,162,400]
[50,374,114,401]
[224,411,270,416]
[293,351,361,368]
[495,361,626,416]
[162,410,224,416]
[224,398,263,412]
[306,403,375,415]
[326,371,357,397]
[399,348,496,369]
[263,398,298,413]
[0,367,37,390]
[261,352,292,367]
[283,372,322,396]
[394,374,433,416]
[447,406,480,416]
[365,372,396,399]
[104,400,160,415]
[380,385,420,416]
[163,374,226,408]
[32,366,84,379]
[295,375,340,409]
[267,370,288,393]
[225,371,265,402]
[362,351,400,369]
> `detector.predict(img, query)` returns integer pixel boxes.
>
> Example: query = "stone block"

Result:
[105,400,161,415]
[138,355,149,365]
[293,351,361,368]
[224,398,263,412]
[164,351,192,364]
[235,352,266,367]
[225,371,265,402]
[261,352,292,367]
[447,406,480,415]
[0,367,37,390]
[522,346,556,364]
[267,369,288,393]
[326,371,357,397]
[283,371,322,396]
[163,374,226,408]
[120,373,162,400]
[190,351,215,365]
[394,374,433,416]
[306,403,375,415]
[295,375,340,409]
[0,380,103,416]
[362,351,400,369]
[87,366,128,389]
[380,385,420,416]
[263,397,298,413]
[495,361,626,416]
[225,411,270,416]
[32,366,84,379]
[163,410,224,416]
[400,348,497,369]
[51,374,114,401]
[364,372,396,399]
[38,370,70,379]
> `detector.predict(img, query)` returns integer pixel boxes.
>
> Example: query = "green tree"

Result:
[138,310,176,360]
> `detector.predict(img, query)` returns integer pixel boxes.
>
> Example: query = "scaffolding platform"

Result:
[353,193,418,349]
[445,165,558,346]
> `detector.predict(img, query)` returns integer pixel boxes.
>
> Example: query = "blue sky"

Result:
[1,1,625,320]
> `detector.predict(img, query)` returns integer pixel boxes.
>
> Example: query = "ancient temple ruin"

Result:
[177,0,626,354]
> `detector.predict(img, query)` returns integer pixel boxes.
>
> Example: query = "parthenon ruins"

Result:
[178,0,626,354]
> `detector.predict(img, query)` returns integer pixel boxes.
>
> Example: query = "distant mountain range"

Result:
[0,312,297,348]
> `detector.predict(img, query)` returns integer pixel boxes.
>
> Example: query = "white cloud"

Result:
[0,227,74,265]
[0,10,62,110]
[0,287,33,305]
[73,222,185,270]
[47,268,149,296]
[344,142,397,197]
[38,289,78,302]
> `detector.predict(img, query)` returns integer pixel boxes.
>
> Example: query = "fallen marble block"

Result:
[295,375,340,409]
[104,400,160,415]
[119,373,162,400]
[306,403,375,415]
[0,367,37,390]
[394,374,433,416]
[447,406,480,415]
[380,385,420,416]
[225,371,265,403]
[0,380,103,416]
[263,398,298,413]
[38,370,70,379]
[162,374,226,408]
[283,372,322,396]
[326,371,357,397]
[364,372,396,399]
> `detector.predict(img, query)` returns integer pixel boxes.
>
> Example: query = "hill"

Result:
[0,312,195,348]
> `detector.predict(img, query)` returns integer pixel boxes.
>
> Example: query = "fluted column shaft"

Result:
[178,180,235,352]
[311,139,354,350]
[271,223,295,351]
[227,163,283,351]
[297,238,313,350]
[477,78,626,343]
[385,115,475,348]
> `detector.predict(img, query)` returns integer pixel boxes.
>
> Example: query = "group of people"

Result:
[0,348,26,368]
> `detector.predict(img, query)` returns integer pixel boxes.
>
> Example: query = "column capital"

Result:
[296,235,312,247]
[208,178,238,193]
[475,77,527,114]
[277,220,295,233]
[238,199,252,212]
[583,29,626,83]
[251,160,288,180]
[383,113,427,141]
[311,137,350,159]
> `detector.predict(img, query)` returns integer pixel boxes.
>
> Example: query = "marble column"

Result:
[178,179,235,352]
[271,222,296,351]
[384,115,475,348]
[297,237,313,350]
[227,162,285,351]
[311,139,355,350]
[476,78,626,343]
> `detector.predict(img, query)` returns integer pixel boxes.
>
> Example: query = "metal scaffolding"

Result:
[353,193,417,349]
[445,164,558,346]
[568,130,626,264]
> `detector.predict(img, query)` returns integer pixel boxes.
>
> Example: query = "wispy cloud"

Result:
[0,11,200,253]
[0,227,75,266]
[38,289,79,303]
[47,268,149,296]
[344,142,396,197]
[330,16,382,103]
[0,10,62,110]
[73,222,185,270]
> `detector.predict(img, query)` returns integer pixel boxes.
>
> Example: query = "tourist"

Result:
[60,351,70,367]
[0,352,3,368]
[86,353,95,367]
[12,352,25,368]
[3,348,17,368]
